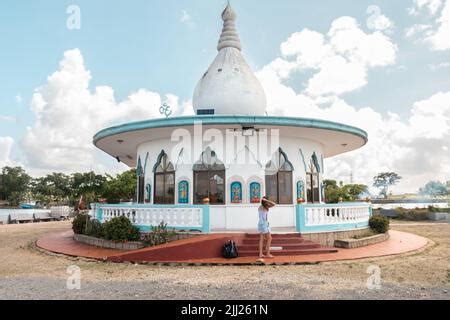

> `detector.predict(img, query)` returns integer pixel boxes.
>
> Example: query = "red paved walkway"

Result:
[36,230,122,260]
[36,230,429,265]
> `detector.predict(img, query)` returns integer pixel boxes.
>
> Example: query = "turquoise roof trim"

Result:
[93,115,368,145]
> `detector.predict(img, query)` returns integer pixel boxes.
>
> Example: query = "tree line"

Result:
[0,166,137,207]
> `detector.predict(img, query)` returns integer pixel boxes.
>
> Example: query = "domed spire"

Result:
[193,3,267,116]
[217,2,242,51]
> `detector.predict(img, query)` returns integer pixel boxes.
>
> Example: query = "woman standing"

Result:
[258,196,276,258]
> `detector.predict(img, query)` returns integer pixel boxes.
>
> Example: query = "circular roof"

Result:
[93,115,368,167]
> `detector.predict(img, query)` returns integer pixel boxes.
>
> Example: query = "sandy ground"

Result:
[0,220,449,300]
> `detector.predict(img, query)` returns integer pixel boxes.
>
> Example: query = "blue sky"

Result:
[0,0,449,192]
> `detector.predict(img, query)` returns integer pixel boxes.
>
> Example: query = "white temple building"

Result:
[93,4,371,234]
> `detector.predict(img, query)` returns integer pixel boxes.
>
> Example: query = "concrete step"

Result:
[239,243,321,251]
[238,247,338,257]
[242,238,308,245]
[245,233,303,239]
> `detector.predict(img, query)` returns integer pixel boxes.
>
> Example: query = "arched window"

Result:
[306,158,320,203]
[265,148,293,204]
[145,184,151,203]
[230,181,242,203]
[153,151,175,204]
[137,157,145,204]
[193,148,225,205]
[297,180,305,200]
[249,182,261,203]
[178,180,189,204]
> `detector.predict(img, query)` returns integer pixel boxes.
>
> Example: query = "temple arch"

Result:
[136,156,145,204]
[193,147,226,205]
[153,150,175,204]
[306,155,320,203]
[265,148,294,204]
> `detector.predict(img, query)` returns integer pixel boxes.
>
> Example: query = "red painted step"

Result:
[238,247,338,257]
[237,233,338,257]
[239,244,321,251]
[245,233,303,239]
[242,238,308,245]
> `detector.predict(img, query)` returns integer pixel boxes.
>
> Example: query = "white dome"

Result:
[193,4,267,116]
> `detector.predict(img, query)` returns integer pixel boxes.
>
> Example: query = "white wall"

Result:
[137,128,323,206]
[210,204,295,230]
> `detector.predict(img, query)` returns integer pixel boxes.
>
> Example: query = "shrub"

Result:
[72,213,90,235]
[394,207,428,221]
[143,221,177,247]
[369,214,390,234]
[103,216,140,242]
[85,219,104,238]
[429,206,450,213]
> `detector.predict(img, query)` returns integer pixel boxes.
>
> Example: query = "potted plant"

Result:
[202,197,210,205]
[297,198,305,204]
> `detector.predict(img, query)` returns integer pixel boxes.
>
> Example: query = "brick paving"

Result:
[36,230,122,260]
[36,230,429,265]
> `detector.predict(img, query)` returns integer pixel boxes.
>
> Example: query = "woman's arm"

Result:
[262,198,276,208]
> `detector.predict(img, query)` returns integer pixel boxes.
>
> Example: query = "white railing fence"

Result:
[296,203,371,232]
[95,204,209,233]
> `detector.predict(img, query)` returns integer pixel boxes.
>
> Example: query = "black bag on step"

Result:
[222,240,239,259]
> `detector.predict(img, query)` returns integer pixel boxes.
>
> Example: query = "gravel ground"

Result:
[0,220,449,300]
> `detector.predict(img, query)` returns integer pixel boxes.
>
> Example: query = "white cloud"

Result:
[180,10,195,29]
[15,95,22,104]
[408,0,444,16]
[257,16,449,193]
[405,24,433,38]
[278,16,397,96]
[427,0,450,50]
[180,10,191,23]
[407,0,450,51]
[429,61,450,70]
[21,49,192,174]
[0,136,15,167]
[366,6,395,33]
[305,57,367,96]
[281,29,331,69]
[0,115,16,122]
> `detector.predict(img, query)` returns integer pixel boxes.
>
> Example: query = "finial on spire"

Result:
[217,2,242,51]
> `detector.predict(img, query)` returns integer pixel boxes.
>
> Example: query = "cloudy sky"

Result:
[0,0,449,194]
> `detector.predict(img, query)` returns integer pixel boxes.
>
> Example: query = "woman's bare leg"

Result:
[265,233,274,258]
[259,234,265,258]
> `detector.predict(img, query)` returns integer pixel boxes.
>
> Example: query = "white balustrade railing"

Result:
[304,205,370,226]
[296,203,371,232]
[96,205,209,232]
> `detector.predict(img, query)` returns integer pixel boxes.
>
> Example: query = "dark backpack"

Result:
[222,240,239,259]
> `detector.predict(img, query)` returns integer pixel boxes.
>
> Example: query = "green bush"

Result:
[85,219,104,238]
[72,213,90,235]
[394,207,429,221]
[369,214,390,234]
[428,206,450,213]
[143,221,177,247]
[103,216,140,242]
